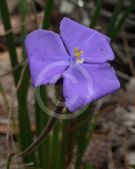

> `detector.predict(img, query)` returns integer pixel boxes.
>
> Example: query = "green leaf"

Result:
[42,0,54,29]
[34,0,54,167]
[0,0,19,85]
[0,0,34,164]
[75,105,94,169]
[17,64,35,163]
[35,87,50,168]
[106,0,124,36]
[60,120,69,169]
[112,0,135,40]
[85,163,95,169]
[19,0,27,59]
[90,0,104,28]
[52,122,61,169]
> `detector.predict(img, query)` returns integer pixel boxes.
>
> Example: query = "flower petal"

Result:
[60,17,114,63]
[62,64,94,112]
[82,63,120,100]
[25,29,70,86]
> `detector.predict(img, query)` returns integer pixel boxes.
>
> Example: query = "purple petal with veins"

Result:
[25,17,120,112]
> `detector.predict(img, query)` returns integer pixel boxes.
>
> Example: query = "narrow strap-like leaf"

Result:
[112,0,135,40]
[34,0,54,167]
[0,0,34,164]
[19,0,27,59]
[90,0,104,28]
[75,105,93,169]
[106,0,124,36]
[42,0,54,29]
[0,0,19,85]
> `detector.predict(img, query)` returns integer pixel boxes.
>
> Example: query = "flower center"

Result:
[74,48,84,64]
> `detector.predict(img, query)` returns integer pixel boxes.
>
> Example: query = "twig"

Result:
[0,83,9,112]
[1,12,43,37]
[26,0,39,29]
[108,148,117,169]
[7,101,64,169]
[0,60,27,78]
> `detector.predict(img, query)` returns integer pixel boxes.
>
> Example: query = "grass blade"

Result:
[60,120,69,169]
[17,63,35,163]
[34,0,54,167]
[106,0,124,36]
[0,0,19,85]
[0,0,34,163]
[90,0,104,28]
[75,106,93,169]
[52,122,61,169]
[112,0,135,40]
[85,164,95,169]
[42,0,54,29]
[35,87,50,168]
[19,0,27,59]
[52,110,70,169]
[18,0,35,163]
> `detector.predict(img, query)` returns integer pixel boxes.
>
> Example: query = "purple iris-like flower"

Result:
[25,17,120,112]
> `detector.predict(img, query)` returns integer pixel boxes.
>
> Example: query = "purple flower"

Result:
[25,17,120,112]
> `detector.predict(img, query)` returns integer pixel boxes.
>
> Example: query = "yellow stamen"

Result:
[74,48,83,58]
